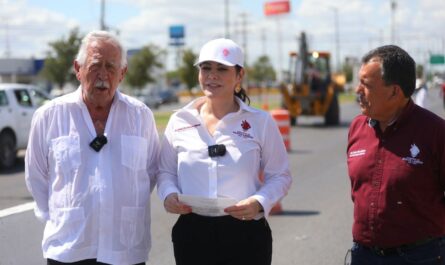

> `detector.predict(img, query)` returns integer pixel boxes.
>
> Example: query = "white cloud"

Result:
[0,0,78,58]
[1,0,444,71]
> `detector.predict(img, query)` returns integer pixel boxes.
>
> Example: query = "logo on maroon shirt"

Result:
[241,120,251,131]
[402,144,424,165]
[349,149,366,158]
[409,144,420,157]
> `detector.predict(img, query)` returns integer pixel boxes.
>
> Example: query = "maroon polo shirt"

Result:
[347,100,445,248]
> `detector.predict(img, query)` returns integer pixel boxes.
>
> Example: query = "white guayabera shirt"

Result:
[25,87,160,265]
[157,97,292,218]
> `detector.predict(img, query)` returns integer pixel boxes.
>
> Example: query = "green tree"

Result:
[40,28,83,89]
[416,64,424,78]
[165,70,180,86]
[125,45,164,89]
[248,55,276,86]
[342,63,353,83]
[178,49,198,92]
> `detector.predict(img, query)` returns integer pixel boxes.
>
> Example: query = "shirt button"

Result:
[370,202,375,207]
[370,226,374,230]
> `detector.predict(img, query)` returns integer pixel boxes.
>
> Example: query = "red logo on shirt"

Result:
[241,120,251,131]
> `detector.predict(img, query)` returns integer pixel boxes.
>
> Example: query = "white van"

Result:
[0,83,51,169]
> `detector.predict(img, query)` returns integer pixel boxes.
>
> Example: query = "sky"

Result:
[1,0,444,72]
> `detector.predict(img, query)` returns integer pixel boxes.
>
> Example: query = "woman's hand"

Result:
[224,197,263,221]
[164,193,192,214]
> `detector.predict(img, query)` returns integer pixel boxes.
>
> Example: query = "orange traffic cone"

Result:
[269,109,291,151]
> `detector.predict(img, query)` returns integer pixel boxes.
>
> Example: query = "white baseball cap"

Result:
[195,38,244,67]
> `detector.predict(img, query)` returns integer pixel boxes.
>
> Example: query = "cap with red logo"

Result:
[195,38,244,67]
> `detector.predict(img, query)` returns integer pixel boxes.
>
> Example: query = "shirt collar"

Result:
[367,99,415,129]
[394,99,415,126]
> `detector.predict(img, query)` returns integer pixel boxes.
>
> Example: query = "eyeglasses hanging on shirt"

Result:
[90,134,108,152]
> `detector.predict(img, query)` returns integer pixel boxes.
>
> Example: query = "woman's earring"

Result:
[235,84,241,93]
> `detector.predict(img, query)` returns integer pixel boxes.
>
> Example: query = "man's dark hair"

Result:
[362,45,416,97]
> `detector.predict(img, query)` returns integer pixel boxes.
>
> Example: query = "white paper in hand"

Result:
[178,194,237,216]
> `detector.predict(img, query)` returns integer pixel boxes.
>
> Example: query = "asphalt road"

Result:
[1,88,444,265]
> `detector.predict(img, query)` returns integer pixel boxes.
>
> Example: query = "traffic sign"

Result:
[430,54,445,64]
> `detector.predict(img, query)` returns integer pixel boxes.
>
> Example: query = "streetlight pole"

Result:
[224,0,230,38]
[100,0,106,30]
[390,0,397,44]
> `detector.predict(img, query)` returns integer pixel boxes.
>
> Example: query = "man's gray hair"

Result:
[76,30,127,68]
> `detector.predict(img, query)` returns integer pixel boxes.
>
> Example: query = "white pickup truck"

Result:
[0,83,51,169]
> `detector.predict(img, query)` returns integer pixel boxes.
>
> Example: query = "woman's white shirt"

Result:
[157,97,292,218]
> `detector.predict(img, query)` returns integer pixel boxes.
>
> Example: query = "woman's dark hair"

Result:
[235,65,250,105]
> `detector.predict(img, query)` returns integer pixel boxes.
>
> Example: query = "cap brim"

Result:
[194,59,237,67]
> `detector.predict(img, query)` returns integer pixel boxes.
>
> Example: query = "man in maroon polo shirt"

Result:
[347,45,445,265]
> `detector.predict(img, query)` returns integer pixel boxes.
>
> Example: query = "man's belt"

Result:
[365,237,442,257]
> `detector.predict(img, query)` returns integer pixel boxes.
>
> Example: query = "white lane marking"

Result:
[0,201,35,218]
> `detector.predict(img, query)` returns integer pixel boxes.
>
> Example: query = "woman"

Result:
[442,82,445,108]
[157,38,292,265]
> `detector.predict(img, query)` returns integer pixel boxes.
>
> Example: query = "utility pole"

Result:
[241,13,247,65]
[1,0,10,58]
[4,22,11,58]
[276,18,283,81]
[261,28,267,56]
[390,0,397,44]
[100,0,107,30]
[240,12,248,88]
[224,0,230,38]
[331,7,340,72]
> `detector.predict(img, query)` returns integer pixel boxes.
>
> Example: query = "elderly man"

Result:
[347,45,445,264]
[25,30,159,265]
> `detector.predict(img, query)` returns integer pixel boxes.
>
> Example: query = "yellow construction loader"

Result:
[281,31,345,126]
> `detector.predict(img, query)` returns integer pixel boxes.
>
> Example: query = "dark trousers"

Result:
[350,237,445,265]
[172,213,272,265]
[47,259,145,265]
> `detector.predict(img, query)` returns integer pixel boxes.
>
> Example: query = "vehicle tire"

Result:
[324,93,340,125]
[282,101,298,127]
[0,131,17,169]
[290,116,297,126]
